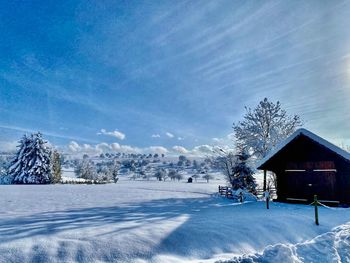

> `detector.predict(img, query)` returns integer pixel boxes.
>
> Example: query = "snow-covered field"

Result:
[1,178,350,263]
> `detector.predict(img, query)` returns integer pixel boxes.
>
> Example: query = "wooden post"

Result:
[264,191,270,209]
[263,170,267,191]
[266,197,270,209]
[314,195,319,226]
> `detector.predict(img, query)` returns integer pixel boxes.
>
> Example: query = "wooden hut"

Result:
[257,128,350,205]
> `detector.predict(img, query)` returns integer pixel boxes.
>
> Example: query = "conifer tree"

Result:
[51,150,62,183]
[8,132,52,184]
[230,151,256,194]
[110,160,120,183]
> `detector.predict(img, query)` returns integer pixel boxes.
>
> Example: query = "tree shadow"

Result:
[0,196,344,262]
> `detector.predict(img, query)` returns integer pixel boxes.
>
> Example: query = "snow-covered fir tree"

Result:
[8,133,52,184]
[228,151,256,193]
[109,160,120,183]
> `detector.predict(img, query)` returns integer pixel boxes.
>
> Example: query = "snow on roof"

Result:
[257,128,350,169]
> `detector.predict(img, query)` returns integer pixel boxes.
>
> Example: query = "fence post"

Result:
[314,195,319,226]
[264,190,270,209]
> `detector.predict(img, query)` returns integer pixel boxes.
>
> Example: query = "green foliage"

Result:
[51,150,62,183]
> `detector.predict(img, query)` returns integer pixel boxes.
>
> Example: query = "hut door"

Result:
[285,161,337,201]
[308,171,336,201]
[286,172,308,199]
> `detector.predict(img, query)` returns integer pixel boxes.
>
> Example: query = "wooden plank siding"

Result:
[259,134,350,204]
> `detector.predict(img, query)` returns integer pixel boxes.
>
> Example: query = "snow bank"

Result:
[218,222,350,263]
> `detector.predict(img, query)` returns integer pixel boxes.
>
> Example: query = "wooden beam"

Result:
[263,170,267,191]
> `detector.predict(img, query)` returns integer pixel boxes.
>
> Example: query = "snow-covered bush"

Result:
[154,168,167,181]
[96,160,120,182]
[7,133,52,184]
[75,160,97,180]
[167,169,183,182]
[168,169,178,181]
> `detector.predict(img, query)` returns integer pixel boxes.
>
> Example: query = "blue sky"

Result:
[1,0,350,154]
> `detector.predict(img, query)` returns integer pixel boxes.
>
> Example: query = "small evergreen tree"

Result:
[110,160,120,183]
[8,133,52,184]
[230,151,256,193]
[51,150,62,183]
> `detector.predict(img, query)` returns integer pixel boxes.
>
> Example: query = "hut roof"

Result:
[257,128,350,169]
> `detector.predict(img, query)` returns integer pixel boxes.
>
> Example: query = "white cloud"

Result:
[110,142,121,151]
[98,129,125,140]
[211,133,235,146]
[151,134,161,138]
[165,132,174,138]
[67,141,146,155]
[147,146,168,154]
[66,141,229,157]
[177,137,184,141]
[0,141,18,152]
[96,142,111,152]
[118,145,141,153]
[102,142,141,154]
[68,141,81,152]
[192,145,214,155]
[172,145,189,154]
[82,144,97,153]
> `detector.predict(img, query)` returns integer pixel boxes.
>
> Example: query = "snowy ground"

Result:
[1,178,350,263]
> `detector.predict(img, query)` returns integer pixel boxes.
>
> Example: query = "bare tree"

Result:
[154,168,167,181]
[233,98,302,159]
[202,173,214,183]
[233,98,302,190]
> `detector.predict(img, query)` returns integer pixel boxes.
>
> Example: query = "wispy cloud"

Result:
[0,124,97,143]
[97,129,126,140]
[165,132,174,138]
[151,134,161,138]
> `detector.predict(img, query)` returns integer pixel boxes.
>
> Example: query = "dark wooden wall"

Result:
[260,135,350,203]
